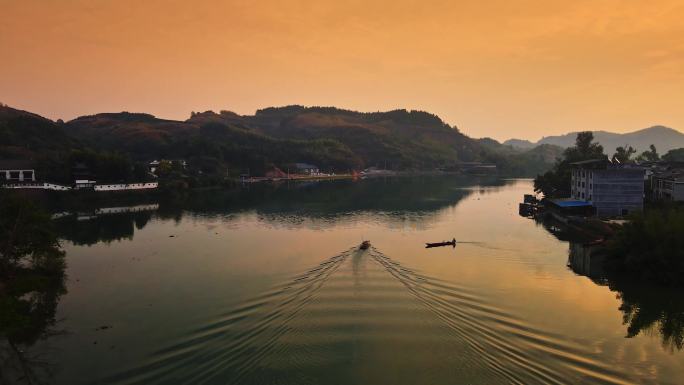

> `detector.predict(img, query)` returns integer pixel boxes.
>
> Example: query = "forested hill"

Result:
[187,107,486,169]
[0,104,562,179]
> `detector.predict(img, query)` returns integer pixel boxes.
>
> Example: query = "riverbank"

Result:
[529,198,684,287]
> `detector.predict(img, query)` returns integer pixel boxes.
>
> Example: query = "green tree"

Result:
[613,146,636,163]
[534,132,606,197]
[636,144,660,162]
[604,205,684,286]
[663,148,684,162]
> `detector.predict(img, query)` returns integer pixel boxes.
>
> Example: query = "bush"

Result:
[605,205,684,286]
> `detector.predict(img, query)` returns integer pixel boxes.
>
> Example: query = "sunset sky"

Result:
[1,0,683,141]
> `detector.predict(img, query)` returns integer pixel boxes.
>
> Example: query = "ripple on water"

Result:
[101,247,636,385]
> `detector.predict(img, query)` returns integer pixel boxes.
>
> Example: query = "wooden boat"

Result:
[425,238,456,248]
[359,240,371,250]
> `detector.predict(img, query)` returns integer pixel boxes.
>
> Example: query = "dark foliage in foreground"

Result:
[0,192,67,383]
[604,205,684,287]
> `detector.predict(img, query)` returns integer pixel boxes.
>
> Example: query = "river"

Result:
[18,177,684,384]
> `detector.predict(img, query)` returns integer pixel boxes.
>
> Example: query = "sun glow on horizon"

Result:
[1,0,683,141]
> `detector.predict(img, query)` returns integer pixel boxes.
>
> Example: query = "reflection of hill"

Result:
[158,176,510,225]
[0,195,67,384]
[56,176,511,244]
[534,216,684,352]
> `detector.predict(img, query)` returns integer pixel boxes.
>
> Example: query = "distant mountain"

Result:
[502,138,535,150]
[506,126,684,154]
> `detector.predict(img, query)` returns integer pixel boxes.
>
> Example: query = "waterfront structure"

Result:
[0,159,156,191]
[294,163,320,175]
[94,182,158,191]
[570,159,645,217]
[149,160,160,174]
[0,160,36,182]
[545,199,595,220]
[72,163,97,189]
[74,179,97,189]
[2,182,72,190]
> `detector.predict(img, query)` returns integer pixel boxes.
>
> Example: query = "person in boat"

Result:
[360,240,371,250]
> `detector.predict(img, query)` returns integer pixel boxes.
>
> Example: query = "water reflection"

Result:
[532,214,684,352]
[610,279,684,352]
[56,210,155,246]
[24,178,684,384]
[55,176,511,244]
[102,246,634,385]
[161,176,508,219]
[0,195,67,384]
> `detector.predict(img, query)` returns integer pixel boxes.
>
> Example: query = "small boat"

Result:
[359,240,371,250]
[425,238,456,248]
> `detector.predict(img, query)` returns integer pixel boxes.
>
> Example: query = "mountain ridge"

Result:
[0,104,564,179]
[505,126,683,154]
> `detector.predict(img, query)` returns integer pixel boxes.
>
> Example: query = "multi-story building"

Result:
[570,159,645,217]
[651,170,684,201]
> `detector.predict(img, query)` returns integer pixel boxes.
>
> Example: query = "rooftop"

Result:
[548,199,593,208]
[653,170,684,181]
[570,159,607,166]
[0,159,34,170]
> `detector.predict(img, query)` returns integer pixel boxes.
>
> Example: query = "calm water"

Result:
[23,177,684,384]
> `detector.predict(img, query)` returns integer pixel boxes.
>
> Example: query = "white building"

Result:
[0,160,36,182]
[74,179,97,189]
[570,159,645,217]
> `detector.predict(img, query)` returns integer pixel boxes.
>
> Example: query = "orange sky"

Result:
[1,0,683,141]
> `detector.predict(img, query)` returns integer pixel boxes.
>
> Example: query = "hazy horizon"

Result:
[2,0,683,142]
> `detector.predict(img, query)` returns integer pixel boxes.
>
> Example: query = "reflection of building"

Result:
[94,204,160,215]
[570,159,644,217]
[94,182,158,191]
[568,242,605,280]
[0,160,35,182]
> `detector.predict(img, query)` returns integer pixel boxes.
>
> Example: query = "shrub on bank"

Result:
[604,205,684,286]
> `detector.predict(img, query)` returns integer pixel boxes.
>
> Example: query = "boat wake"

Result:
[100,246,635,385]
